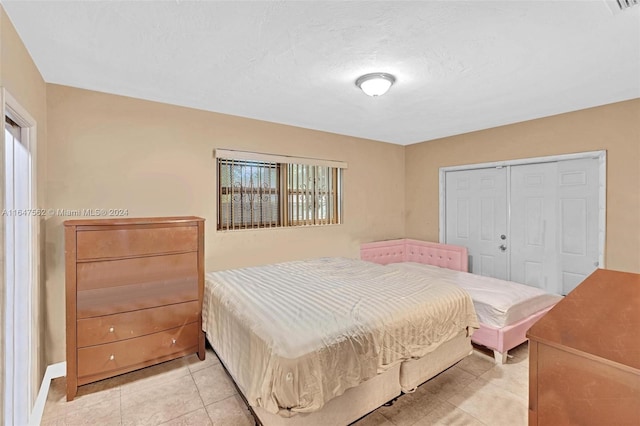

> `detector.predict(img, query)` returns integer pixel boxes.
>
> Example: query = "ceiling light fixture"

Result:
[355,73,396,97]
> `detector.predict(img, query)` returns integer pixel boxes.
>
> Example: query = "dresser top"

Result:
[527,268,640,371]
[64,216,204,226]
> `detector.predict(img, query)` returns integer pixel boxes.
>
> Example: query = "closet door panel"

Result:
[557,158,600,294]
[510,163,557,293]
[445,168,508,280]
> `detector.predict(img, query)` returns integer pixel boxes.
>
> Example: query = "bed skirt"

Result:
[250,332,472,426]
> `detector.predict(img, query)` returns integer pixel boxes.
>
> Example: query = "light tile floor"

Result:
[41,342,529,426]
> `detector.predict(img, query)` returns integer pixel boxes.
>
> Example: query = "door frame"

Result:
[1,87,39,424]
[439,150,607,269]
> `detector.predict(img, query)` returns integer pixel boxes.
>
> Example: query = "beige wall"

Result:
[405,99,640,274]
[0,6,48,411]
[44,84,406,364]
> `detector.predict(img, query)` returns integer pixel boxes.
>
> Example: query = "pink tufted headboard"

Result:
[360,239,469,272]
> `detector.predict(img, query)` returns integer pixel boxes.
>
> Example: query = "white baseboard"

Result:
[28,362,66,426]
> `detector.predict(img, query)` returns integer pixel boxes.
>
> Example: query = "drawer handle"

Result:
[109,354,115,361]
[109,327,115,333]
[171,338,177,345]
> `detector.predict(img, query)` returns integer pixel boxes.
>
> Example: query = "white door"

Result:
[556,158,600,294]
[445,167,508,279]
[443,155,602,295]
[4,115,33,425]
[510,162,558,293]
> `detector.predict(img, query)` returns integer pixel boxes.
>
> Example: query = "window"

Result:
[218,159,281,228]
[216,150,346,230]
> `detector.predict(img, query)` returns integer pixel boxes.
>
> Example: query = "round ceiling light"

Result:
[355,73,396,97]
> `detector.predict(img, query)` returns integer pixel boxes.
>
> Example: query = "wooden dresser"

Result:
[64,216,205,401]
[527,268,640,425]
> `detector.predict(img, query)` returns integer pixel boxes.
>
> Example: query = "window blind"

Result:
[215,149,346,230]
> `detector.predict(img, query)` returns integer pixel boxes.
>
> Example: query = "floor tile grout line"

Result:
[445,376,529,424]
[402,394,449,426]
[452,403,492,426]
[119,368,192,399]
[120,368,202,425]
[119,385,123,425]
[42,379,121,423]
[447,400,501,424]
[190,364,214,424]
[477,377,530,405]
[159,373,204,425]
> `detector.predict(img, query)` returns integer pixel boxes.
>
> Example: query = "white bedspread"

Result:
[203,257,478,415]
[388,262,562,328]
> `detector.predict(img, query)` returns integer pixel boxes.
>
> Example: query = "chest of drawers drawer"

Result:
[76,252,199,318]
[76,252,198,292]
[77,225,198,260]
[77,322,200,382]
[77,301,200,347]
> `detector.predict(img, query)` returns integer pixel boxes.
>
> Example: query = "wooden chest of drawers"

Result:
[65,217,205,401]
[527,269,640,425]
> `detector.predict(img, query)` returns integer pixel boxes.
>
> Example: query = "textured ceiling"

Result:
[2,0,639,145]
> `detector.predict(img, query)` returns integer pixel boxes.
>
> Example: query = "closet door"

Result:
[556,158,600,295]
[445,167,508,279]
[510,162,558,293]
[443,156,601,295]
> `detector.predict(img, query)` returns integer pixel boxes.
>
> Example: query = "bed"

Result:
[202,257,479,426]
[360,239,562,364]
